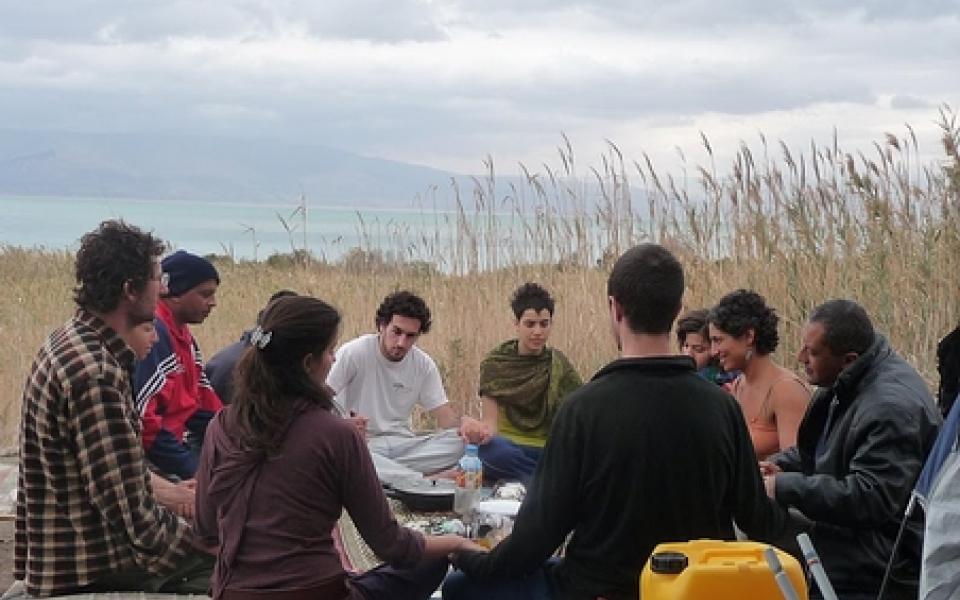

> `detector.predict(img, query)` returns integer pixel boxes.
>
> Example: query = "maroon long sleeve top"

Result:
[196,401,424,599]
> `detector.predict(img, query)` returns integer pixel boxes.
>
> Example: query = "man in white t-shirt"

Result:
[327,290,470,483]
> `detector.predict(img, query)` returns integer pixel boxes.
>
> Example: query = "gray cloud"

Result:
[890,95,936,110]
[447,0,960,32]
[0,0,449,44]
[0,0,957,173]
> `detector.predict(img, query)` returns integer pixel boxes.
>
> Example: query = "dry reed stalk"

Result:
[1,111,958,446]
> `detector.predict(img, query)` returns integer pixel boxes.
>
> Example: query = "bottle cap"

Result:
[650,551,688,574]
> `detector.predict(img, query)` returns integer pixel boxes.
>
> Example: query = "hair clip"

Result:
[249,325,273,350]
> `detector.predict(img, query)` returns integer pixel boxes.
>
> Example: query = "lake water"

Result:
[0,195,468,261]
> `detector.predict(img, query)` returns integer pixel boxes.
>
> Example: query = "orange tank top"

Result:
[733,375,804,460]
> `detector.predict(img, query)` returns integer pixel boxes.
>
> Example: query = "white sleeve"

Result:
[326,344,355,395]
[417,355,448,412]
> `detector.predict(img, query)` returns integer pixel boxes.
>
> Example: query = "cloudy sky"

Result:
[2,0,959,174]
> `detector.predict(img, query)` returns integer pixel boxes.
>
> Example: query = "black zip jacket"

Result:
[456,356,788,600]
[772,335,941,600]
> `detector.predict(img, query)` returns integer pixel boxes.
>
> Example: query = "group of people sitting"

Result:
[4,218,955,600]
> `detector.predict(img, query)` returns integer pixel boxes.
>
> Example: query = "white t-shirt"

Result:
[326,333,448,437]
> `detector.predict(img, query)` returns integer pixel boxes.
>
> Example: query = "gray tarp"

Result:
[920,446,960,600]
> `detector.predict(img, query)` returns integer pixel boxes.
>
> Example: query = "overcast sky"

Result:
[1,0,958,175]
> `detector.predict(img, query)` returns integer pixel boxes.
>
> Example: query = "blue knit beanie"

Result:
[162,250,220,297]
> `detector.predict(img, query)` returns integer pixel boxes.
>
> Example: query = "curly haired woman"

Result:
[709,289,811,459]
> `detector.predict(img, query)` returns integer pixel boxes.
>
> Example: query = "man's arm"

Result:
[460,397,498,444]
[460,396,499,444]
[429,403,460,429]
[134,331,199,480]
[152,473,196,520]
[768,445,803,472]
[420,355,458,428]
[454,400,581,577]
[68,374,193,572]
[773,402,929,527]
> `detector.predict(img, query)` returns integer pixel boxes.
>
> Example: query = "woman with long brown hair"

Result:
[196,295,481,600]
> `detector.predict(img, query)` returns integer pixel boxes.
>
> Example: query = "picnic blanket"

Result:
[335,497,456,573]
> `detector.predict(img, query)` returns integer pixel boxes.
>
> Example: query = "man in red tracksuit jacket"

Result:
[134,250,222,480]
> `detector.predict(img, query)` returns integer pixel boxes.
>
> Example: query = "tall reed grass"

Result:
[2,109,958,449]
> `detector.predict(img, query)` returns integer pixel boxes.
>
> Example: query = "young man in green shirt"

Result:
[462,282,581,485]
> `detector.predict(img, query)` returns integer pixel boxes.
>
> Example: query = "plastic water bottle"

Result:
[454,444,482,517]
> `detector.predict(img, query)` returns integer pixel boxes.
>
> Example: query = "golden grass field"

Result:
[2,111,959,448]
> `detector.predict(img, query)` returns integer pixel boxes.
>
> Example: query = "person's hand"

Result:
[156,478,196,520]
[763,474,777,499]
[759,461,782,477]
[346,411,369,437]
[459,417,490,445]
[447,536,489,566]
[458,537,488,553]
[173,481,196,519]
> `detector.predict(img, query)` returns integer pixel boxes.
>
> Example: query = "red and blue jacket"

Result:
[134,301,222,480]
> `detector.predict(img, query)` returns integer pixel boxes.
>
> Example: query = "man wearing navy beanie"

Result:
[134,250,223,480]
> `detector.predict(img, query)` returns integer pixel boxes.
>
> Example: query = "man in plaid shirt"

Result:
[5,220,213,598]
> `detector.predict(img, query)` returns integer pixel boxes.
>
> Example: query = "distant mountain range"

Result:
[0,129,457,207]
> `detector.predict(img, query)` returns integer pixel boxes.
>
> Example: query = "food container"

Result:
[384,478,455,512]
[493,481,526,501]
[640,539,807,600]
[472,499,521,548]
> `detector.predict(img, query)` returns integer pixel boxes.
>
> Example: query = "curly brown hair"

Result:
[708,289,780,355]
[73,220,165,313]
[375,290,432,334]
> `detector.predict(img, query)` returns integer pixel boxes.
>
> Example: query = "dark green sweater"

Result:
[455,356,788,600]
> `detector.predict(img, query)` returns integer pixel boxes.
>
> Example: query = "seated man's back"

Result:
[459,357,783,598]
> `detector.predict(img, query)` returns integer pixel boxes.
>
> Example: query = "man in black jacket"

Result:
[763,299,941,600]
[443,244,788,600]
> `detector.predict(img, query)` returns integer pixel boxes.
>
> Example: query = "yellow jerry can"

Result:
[640,539,808,599]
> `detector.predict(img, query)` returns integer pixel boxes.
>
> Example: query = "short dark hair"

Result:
[73,220,165,313]
[256,289,299,325]
[268,289,298,304]
[676,309,709,348]
[708,289,780,355]
[809,299,875,356]
[375,290,432,334]
[607,244,684,334]
[510,282,555,319]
